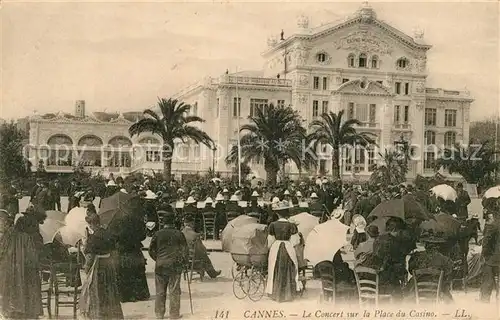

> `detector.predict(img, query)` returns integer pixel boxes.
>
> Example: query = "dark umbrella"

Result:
[368,197,434,222]
[98,192,134,228]
[420,212,461,239]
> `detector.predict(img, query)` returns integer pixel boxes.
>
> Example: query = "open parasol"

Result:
[221,215,259,252]
[420,212,461,239]
[304,218,349,266]
[39,217,66,244]
[289,212,319,240]
[98,192,134,228]
[483,186,500,199]
[368,196,434,221]
[230,223,268,255]
[430,184,457,202]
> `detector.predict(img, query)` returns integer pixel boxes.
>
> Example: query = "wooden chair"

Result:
[412,268,443,305]
[183,243,205,282]
[450,259,467,293]
[52,262,82,319]
[202,211,216,240]
[354,266,391,307]
[316,261,336,303]
[40,265,53,318]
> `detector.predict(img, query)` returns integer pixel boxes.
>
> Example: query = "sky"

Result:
[1,0,498,121]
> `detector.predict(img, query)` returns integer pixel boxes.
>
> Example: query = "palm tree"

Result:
[129,98,214,183]
[308,110,376,180]
[369,149,408,187]
[225,103,315,185]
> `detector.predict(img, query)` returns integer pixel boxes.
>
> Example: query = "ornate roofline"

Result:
[333,79,394,97]
[262,15,431,57]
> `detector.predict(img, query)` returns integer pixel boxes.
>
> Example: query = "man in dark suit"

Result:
[480,211,500,302]
[50,179,62,211]
[181,216,221,279]
[149,212,188,319]
[455,183,471,222]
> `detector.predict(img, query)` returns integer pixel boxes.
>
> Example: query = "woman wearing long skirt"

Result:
[266,201,302,302]
[79,214,123,320]
[0,207,46,319]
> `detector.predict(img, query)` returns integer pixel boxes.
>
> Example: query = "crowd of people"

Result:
[0,172,497,319]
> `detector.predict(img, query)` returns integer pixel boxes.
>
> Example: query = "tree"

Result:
[369,149,408,187]
[0,122,30,186]
[307,110,376,180]
[129,98,214,183]
[470,118,500,150]
[435,141,500,185]
[225,103,314,185]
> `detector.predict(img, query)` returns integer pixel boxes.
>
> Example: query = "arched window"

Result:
[444,131,456,147]
[358,53,367,68]
[397,57,409,69]
[347,54,355,67]
[371,55,379,68]
[77,135,103,146]
[424,130,436,145]
[47,134,73,146]
[317,52,327,62]
[108,136,132,147]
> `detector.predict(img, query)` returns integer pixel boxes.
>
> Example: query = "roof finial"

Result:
[280,29,285,41]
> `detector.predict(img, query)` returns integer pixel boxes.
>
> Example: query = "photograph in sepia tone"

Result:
[0,0,499,319]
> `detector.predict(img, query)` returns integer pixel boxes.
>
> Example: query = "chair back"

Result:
[353,266,381,307]
[316,261,336,302]
[412,268,443,305]
[202,211,216,240]
[52,261,82,318]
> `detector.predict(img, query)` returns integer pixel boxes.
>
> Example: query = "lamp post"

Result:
[212,146,217,172]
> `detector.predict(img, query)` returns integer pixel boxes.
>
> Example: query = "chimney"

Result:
[75,100,85,118]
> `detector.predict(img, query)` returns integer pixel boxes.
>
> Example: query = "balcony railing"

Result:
[393,123,411,130]
[355,122,379,128]
[221,75,292,87]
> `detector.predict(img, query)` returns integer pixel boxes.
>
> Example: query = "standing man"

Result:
[51,179,62,211]
[479,209,500,302]
[149,212,188,319]
[456,183,471,222]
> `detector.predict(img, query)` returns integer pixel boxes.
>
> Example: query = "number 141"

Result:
[215,310,230,319]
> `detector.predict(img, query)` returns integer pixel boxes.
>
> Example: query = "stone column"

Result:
[413,101,426,175]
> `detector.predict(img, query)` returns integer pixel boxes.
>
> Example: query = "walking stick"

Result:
[186,271,193,314]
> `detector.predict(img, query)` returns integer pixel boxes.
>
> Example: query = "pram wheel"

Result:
[248,268,265,302]
[232,269,249,299]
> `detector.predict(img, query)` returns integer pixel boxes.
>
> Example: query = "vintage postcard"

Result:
[0,0,499,319]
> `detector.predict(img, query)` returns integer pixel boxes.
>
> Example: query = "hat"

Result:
[284,190,291,195]
[251,191,259,197]
[230,195,239,202]
[272,197,280,204]
[331,208,344,220]
[273,200,290,211]
[83,192,95,202]
[120,188,128,194]
[420,231,446,244]
[452,214,458,219]
[310,192,318,199]
[322,178,328,184]
[106,180,117,187]
[205,197,213,204]
[215,193,224,201]
[184,214,195,223]
[472,213,479,219]
[144,190,157,200]
[366,225,379,238]
[234,190,242,195]
[295,191,303,197]
[186,196,196,204]
[222,188,229,193]
[177,188,184,193]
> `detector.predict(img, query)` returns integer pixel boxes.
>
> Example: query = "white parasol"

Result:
[304,218,349,266]
[289,212,319,240]
[221,215,259,252]
[483,186,500,199]
[430,184,458,202]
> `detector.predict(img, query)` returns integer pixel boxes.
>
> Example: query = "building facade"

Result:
[174,4,473,180]
[28,4,473,181]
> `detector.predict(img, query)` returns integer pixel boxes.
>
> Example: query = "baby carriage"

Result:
[230,223,268,301]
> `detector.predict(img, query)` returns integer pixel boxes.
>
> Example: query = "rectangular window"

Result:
[277,100,285,108]
[424,152,436,169]
[369,104,376,123]
[354,147,365,172]
[347,102,355,120]
[424,131,436,145]
[232,97,241,118]
[194,145,200,158]
[355,103,368,122]
[322,101,329,115]
[404,105,409,123]
[342,78,350,84]
[367,148,376,171]
[425,108,437,126]
[313,100,319,117]
[445,109,457,127]
[344,147,353,172]
[313,77,320,89]
[322,77,328,90]
[216,98,219,117]
[394,105,401,123]
[395,82,401,94]
[146,151,160,162]
[250,98,268,117]
[404,83,410,95]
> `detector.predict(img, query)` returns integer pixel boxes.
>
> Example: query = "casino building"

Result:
[28,3,473,181]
